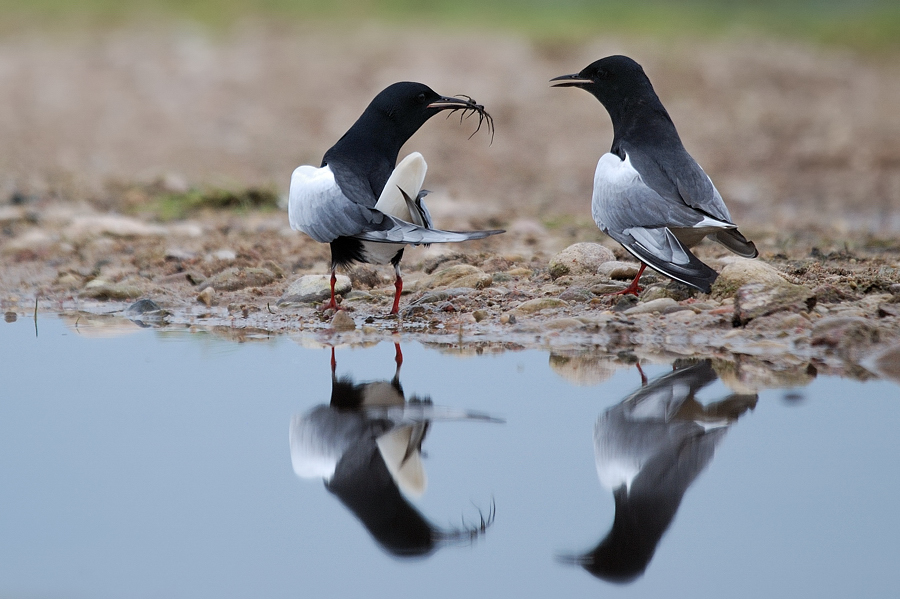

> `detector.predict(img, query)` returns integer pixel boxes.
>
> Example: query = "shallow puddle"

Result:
[2,316,899,598]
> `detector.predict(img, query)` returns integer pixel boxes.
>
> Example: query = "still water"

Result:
[1,316,899,598]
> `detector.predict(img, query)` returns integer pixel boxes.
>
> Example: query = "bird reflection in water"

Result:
[564,360,757,583]
[290,344,501,558]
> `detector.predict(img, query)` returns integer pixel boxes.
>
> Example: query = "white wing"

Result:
[288,164,376,243]
[373,152,427,222]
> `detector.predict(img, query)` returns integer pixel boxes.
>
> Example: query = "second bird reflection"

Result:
[290,345,502,558]
[565,360,757,583]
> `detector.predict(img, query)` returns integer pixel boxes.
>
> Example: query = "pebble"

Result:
[549,243,616,279]
[734,281,816,325]
[514,298,567,314]
[712,259,790,299]
[412,265,492,291]
[544,318,584,330]
[67,214,167,239]
[331,310,356,331]
[558,287,592,302]
[279,274,351,304]
[197,286,216,306]
[810,316,880,348]
[597,260,642,280]
[623,297,678,315]
[81,279,144,300]
[204,267,276,292]
[590,283,627,295]
[473,310,488,322]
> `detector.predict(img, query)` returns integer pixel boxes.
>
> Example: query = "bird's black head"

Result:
[551,55,657,115]
[365,81,493,144]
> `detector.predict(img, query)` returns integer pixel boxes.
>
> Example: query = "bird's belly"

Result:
[361,240,405,265]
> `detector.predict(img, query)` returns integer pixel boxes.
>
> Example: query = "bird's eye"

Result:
[596,69,609,80]
[416,92,426,103]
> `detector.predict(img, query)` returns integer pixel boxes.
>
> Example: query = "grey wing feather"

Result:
[607,226,718,293]
[288,165,387,242]
[592,153,734,235]
[354,214,503,245]
[623,141,734,223]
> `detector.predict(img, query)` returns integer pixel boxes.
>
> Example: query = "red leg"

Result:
[389,264,403,315]
[330,346,336,374]
[320,269,343,311]
[609,263,646,297]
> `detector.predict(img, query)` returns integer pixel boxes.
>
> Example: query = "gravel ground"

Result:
[1,23,899,385]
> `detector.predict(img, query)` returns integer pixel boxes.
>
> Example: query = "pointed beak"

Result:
[427,95,483,111]
[550,73,593,88]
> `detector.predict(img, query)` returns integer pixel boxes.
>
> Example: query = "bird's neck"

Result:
[607,95,682,156]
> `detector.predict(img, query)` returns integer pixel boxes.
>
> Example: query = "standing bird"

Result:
[551,56,757,295]
[289,82,502,314]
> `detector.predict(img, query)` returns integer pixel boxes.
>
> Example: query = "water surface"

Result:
[1,316,898,598]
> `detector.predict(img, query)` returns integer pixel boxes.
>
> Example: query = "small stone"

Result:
[591,283,628,295]
[56,272,83,290]
[4,311,17,323]
[331,310,356,331]
[612,295,639,312]
[889,283,900,296]
[412,265,492,292]
[80,280,144,300]
[473,310,488,322]
[279,274,352,304]
[624,297,678,315]
[734,281,816,326]
[867,345,900,383]
[506,267,534,277]
[549,243,616,279]
[197,286,215,306]
[544,318,584,330]
[125,299,162,315]
[514,297,567,314]
[814,284,856,304]
[810,316,879,348]
[500,313,516,324]
[712,260,790,299]
[597,261,642,280]
[205,267,276,291]
[877,302,900,318]
[209,249,237,261]
[559,287,592,302]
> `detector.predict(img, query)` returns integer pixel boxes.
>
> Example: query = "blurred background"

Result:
[1,0,899,233]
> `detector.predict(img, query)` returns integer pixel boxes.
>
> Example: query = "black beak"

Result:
[427,95,483,111]
[550,73,593,88]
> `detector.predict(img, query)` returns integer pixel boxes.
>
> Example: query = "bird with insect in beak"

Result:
[289,81,503,315]
[551,56,757,295]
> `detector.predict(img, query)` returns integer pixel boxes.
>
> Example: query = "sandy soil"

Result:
[1,23,899,383]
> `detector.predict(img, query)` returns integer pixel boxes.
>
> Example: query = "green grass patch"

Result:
[2,0,900,50]
[131,186,280,221]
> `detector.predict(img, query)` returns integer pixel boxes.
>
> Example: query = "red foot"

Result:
[330,347,336,374]
[606,263,647,297]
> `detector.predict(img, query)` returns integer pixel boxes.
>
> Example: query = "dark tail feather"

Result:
[714,228,758,258]
[621,241,718,294]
